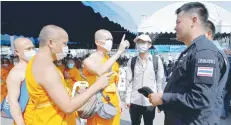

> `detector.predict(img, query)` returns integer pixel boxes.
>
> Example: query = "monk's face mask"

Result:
[50,41,69,61]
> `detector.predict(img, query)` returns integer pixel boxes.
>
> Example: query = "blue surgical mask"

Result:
[67,63,74,69]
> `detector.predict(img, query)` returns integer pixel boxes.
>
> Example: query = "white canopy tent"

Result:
[138,2,231,33]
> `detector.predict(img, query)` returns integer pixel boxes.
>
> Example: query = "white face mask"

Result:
[24,50,36,61]
[136,43,149,53]
[102,40,113,52]
[55,46,69,60]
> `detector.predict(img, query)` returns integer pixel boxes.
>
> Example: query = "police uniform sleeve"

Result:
[162,50,222,109]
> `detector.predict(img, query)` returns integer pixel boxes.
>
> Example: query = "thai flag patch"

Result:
[197,67,214,77]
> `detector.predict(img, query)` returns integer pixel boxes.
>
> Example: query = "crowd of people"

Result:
[1,2,231,125]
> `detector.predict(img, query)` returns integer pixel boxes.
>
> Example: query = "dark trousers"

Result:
[164,113,177,125]
[129,103,156,125]
[221,91,231,118]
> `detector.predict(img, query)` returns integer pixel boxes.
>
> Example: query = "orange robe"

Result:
[9,64,14,70]
[1,66,13,104]
[57,65,65,74]
[1,67,11,83]
[1,80,7,103]
[24,57,76,125]
[112,62,120,84]
[64,67,81,90]
[84,55,120,125]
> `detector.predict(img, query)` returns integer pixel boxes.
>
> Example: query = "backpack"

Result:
[1,80,29,119]
[130,55,159,81]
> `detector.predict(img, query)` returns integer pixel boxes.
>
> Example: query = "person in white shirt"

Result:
[125,34,165,125]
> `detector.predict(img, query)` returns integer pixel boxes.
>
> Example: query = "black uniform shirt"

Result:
[161,35,229,125]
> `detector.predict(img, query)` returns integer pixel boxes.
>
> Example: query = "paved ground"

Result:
[1,107,231,125]
[120,107,231,125]
[1,91,230,125]
[120,107,165,125]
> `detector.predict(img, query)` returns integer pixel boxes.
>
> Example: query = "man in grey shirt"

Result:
[125,34,165,125]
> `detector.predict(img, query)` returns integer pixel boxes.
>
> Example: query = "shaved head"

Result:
[39,25,68,46]
[13,37,35,61]
[14,38,33,50]
[95,29,113,41]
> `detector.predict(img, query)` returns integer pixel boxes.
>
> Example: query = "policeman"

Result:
[148,2,230,125]
[205,20,230,122]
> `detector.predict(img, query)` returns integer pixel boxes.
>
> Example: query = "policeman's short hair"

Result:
[176,2,209,26]
[205,20,216,38]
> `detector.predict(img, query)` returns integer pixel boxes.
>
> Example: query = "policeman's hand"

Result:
[148,93,163,107]
[95,72,114,90]
[126,103,130,109]
[118,34,130,54]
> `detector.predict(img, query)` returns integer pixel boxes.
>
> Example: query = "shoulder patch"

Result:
[198,58,215,64]
[197,67,214,77]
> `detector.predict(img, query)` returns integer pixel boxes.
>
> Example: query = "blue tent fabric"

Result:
[1,34,10,45]
[1,34,10,41]
[1,40,11,45]
[81,1,137,33]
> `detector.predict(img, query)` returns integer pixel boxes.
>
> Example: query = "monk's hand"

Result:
[118,34,130,54]
[95,72,114,89]
[148,93,163,107]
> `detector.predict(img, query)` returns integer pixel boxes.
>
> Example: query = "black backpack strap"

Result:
[152,55,159,81]
[130,56,138,81]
